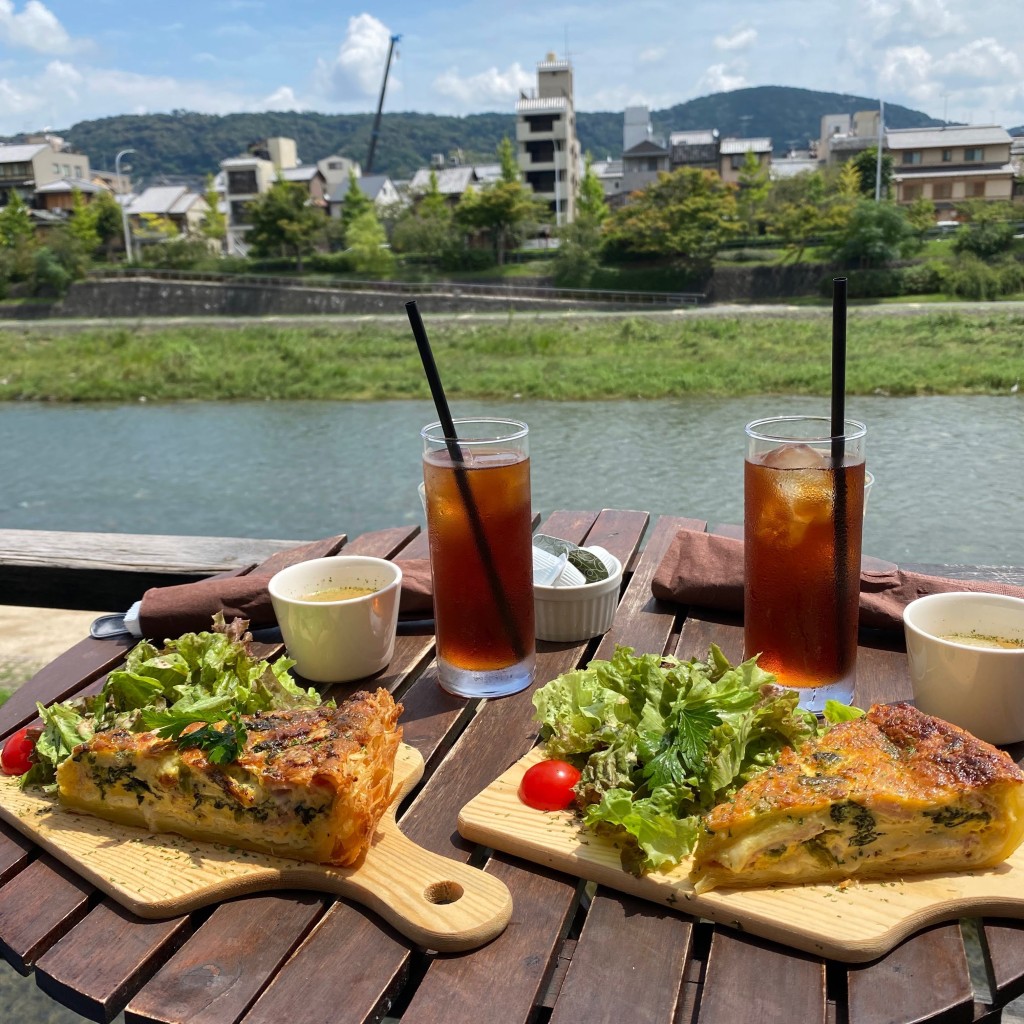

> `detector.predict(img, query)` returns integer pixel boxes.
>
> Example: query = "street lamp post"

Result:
[115,148,135,262]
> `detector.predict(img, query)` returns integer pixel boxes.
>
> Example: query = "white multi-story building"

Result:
[220,137,299,255]
[515,54,582,226]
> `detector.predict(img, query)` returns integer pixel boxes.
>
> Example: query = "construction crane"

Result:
[365,34,401,174]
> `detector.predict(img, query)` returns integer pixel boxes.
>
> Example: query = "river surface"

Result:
[2,394,1023,567]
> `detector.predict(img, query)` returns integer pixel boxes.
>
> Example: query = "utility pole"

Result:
[115,148,136,262]
[366,34,401,174]
[874,99,885,201]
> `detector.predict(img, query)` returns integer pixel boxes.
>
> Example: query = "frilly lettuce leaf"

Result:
[532,644,850,875]
[23,614,324,788]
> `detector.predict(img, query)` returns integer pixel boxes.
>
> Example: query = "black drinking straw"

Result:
[405,300,525,662]
[831,278,850,666]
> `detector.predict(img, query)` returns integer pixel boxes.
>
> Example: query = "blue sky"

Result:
[1,0,1022,137]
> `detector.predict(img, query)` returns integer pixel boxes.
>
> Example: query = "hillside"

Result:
[8,85,943,186]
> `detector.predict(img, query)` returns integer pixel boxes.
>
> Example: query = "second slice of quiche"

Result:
[690,702,1024,892]
[55,688,402,866]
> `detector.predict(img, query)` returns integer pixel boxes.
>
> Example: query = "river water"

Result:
[2,394,1023,567]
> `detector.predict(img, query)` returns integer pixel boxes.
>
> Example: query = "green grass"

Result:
[1,310,1022,401]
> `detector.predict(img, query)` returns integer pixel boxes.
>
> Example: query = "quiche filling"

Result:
[690,702,1024,892]
[55,689,402,866]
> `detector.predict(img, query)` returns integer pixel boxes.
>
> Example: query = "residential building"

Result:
[887,125,1014,212]
[219,136,300,255]
[125,185,210,238]
[515,53,582,225]
[33,177,106,213]
[621,139,670,196]
[820,111,881,166]
[406,165,499,205]
[317,154,362,198]
[588,156,625,207]
[280,164,328,208]
[327,174,402,219]
[669,130,719,172]
[718,137,773,185]
[0,137,90,205]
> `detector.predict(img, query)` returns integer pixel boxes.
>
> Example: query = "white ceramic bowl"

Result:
[903,592,1024,745]
[534,547,623,642]
[268,555,403,683]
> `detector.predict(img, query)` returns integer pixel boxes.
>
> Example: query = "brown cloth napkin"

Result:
[651,528,1024,632]
[138,534,434,641]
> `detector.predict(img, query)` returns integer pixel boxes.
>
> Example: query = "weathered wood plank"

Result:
[0,528,308,610]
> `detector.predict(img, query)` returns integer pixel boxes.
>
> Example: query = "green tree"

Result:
[736,151,770,238]
[455,141,547,265]
[603,167,740,273]
[952,200,1018,259]
[828,199,918,268]
[89,190,127,261]
[0,190,37,279]
[905,196,937,241]
[338,172,374,240]
[246,178,325,271]
[850,147,894,199]
[576,154,609,223]
[345,210,394,275]
[200,174,226,243]
[67,189,100,254]
[392,171,459,262]
[498,136,519,183]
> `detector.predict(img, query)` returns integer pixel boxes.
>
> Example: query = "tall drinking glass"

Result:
[743,415,867,712]
[421,417,536,698]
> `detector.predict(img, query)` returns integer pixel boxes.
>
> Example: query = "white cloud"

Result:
[935,37,1021,83]
[262,85,304,111]
[638,46,667,64]
[315,13,398,102]
[862,0,963,39]
[433,63,534,106]
[713,27,757,52]
[878,44,935,101]
[0,0,76,54]
[696,63,747,94]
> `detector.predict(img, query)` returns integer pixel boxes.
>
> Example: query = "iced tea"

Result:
[743,417,866,709]
[422,419,536,698]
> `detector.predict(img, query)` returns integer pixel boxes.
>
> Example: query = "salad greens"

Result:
[26,615,324,788]
[532,644,862,875]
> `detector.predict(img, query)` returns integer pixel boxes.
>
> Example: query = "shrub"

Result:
[31,246,72,296]
[139,237,212,270]
[899,261,944,295]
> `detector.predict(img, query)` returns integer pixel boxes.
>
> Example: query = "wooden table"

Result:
[2,509,1023,1024]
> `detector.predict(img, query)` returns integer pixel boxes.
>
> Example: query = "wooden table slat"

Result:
[548,890,694,1024]
[35,899,192,1024]
[399,857,580,1024]
[846,923,975,1024]
[239,900,410,1024]
[0,854,93,972]
[0,820,33,887]
[125,894,323,1024]
[982,920,1024,1006]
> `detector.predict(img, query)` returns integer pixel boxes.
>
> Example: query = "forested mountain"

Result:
[6,86,945,186]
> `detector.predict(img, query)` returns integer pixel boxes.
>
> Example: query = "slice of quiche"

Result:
[55,688,402,866]
[690,702,1024,893]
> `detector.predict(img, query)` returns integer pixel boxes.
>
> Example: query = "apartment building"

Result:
[0,137,91,205]
[220,137,319,255]
[718,138,772,185]
[669,130,720,171]
[887,125,1014,211]
[515,54,582,225]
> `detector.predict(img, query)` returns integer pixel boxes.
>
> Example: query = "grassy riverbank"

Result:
[1,310,1022,401]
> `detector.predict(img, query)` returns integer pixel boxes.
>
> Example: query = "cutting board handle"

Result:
[335,823,513,952]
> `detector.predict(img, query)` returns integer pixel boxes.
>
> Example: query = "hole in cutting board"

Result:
[424,880,464,904]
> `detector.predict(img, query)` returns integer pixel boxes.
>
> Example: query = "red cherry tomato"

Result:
[518,759,581,811]
[1,726,36,776]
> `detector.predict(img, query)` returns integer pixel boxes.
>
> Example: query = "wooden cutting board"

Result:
[458,747,1024,963]
[0,743,511,953]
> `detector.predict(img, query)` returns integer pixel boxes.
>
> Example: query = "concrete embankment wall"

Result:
[40,278,624,319]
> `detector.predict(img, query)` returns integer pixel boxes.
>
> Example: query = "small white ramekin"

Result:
[534,547,623,642]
